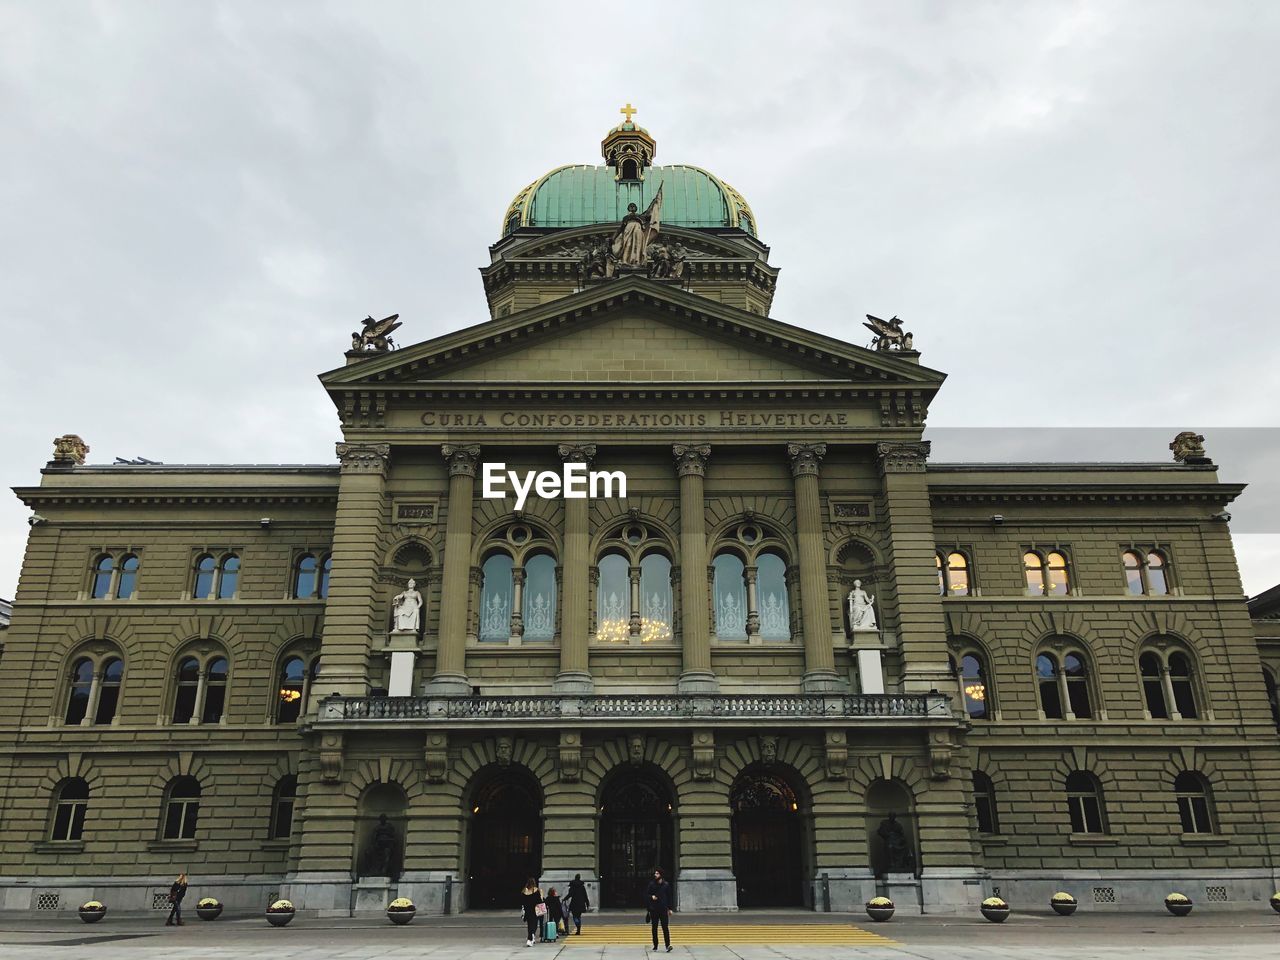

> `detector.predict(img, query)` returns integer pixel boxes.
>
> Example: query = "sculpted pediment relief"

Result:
[498,226,754,264]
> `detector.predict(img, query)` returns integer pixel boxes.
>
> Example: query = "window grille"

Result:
[1091,886,1116,903]
[152,891,171,910]
[1205,885,1228,902]
[35,893,60,911]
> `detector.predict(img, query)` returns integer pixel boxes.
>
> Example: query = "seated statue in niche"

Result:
[877,812,916,874]
[360,814,402,880]
[846,579,878,632]
[391,579,423,634]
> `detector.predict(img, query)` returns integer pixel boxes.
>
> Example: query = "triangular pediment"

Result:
[321,278,945,391]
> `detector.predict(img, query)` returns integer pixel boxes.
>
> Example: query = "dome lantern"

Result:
[601,102,656,181]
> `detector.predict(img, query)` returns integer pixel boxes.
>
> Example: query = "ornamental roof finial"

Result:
[619,102,638,124]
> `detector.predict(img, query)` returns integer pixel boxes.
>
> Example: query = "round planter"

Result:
[387,907,415,925]
[78,905,106,924]
[266,910,295,927]
[1164,896,1193,917]
[865,904,895,922]
[1050,894,1078,917]
[980,899,1010,923]
[196,902,222,921]
[1270,892,1280,914]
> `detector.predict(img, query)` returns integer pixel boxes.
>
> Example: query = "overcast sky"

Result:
[2,1,1278,600]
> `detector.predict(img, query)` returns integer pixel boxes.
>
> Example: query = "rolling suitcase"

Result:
[546,919,558,941]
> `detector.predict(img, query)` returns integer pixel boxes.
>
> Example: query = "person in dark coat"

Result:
[544,887,564,939]
[519,877,543,947]
[165,872,188,926]
[565,874,590,935]
[644,867,673,952]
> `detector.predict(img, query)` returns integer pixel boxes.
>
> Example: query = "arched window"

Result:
[937,551,971,596]
[951,650,990,720]
[49,778,89,842]
[204,656,228,723]
[1138,644,1200,720]
[318,554,333,598]
[1036,647,1094,720]
[161,776,201,840]
[1123,549,1170,595]
[1065,771,1105,834]
[1264,669,1280,731]
[193,554,216,599]
[172,656,200,723]
[276,654,319,723]
[479,553,514,642]
[217,554,240,599]
[713,552,747,639]
[596,553,630,643]
[95,658,123,724]
[90,555,114,599]
[116,554,139,599]
[972,771,998,834]
[65,657,94,725]
[1025,550,1070,596]
[522,553,556,641]
[1146,551,1169,595]
[1174,771,1214,834]
[193,552,240,600]
[620,158,639,179]
[1123,551,1144,594]
[756,552,791,640]
[294,554,318,599]
[639,553,673,643]
[271,775,298,839]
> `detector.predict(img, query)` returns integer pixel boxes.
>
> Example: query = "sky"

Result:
[1,0,1278,600]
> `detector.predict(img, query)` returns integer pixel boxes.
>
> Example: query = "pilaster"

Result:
[314,442,389,699]
[432,444,480,694]
[787,442,842,692]
[555,442,596,692]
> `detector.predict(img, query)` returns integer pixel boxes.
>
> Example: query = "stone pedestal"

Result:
[675,868,738,911]
[878,873,922,915]
[353,879,396,915]
[811,867,876,912]
[855,647,885,694]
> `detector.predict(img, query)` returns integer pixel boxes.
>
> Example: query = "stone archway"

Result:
[466,767,543,910]
[730,765,809,908]
[598,766,676,909]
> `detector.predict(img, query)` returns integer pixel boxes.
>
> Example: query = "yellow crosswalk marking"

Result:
[564,923,897,946]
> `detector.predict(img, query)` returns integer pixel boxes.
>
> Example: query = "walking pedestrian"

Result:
[545,886,564,939]
[645,867,673,952]
[565,873,590,934]
[164,872,188,926]
[519,877,544,947]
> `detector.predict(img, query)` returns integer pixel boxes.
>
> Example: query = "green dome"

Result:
[503,164,757,238]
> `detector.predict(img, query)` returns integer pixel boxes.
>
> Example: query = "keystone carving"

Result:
[319,733,344,783]
[760,735,779,766]
[559,731,582,782]
[424,732,448,784]
[628,734,645,766]
[496,735,513,767]
[825,730,848,780]
[928,728,953,781]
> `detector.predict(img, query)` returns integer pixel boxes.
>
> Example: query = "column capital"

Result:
[557,442,597,465]
[335,442,390,476]
[441,443,482,477]
[673,443,711,478]
[786,442,827,478]
[876,440,931,474]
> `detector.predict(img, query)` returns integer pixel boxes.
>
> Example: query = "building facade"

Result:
[2,117,1277,917]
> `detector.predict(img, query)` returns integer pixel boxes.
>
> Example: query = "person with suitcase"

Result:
[544,887,563,942]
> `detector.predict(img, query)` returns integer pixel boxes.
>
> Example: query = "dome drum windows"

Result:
[63,652,124,726]
[88,551,140,600]
[193,551,241,600]
[594,523,674,645]
[1024,549,1071,597]
[1036,645,1095,720]
[1138,644,1201,720]
[1123,549,1171,596]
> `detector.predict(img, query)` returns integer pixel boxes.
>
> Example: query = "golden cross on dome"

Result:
[619,102,638,123]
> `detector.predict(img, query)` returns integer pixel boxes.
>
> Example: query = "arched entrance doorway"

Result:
[467,768,542,910]
[599,767,675,908]
[731,766,807,908]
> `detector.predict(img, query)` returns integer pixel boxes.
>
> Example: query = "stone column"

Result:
[674,444,716,693]
[315,442,390,700]
[787,442,841,692]
[431,444,480,695]
[744,565,760,642]
[555,443,595,693]
[877,441,951,692]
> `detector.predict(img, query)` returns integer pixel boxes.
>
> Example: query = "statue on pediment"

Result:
[580,238,616,281]
[863,314,913,352]
[646,241,687,280]
[351,313,401,353]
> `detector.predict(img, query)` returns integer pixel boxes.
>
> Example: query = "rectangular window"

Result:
[1069,795,1103,834]
[975,794,997,834]
[51,801,87,841]
[1039,678,1063,720]
[163,799,199,840]
[1177,795,1212,834]
[273,798,295,839]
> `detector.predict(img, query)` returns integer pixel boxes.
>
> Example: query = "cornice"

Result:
[13,486,340,508]
[928,484,1245,505]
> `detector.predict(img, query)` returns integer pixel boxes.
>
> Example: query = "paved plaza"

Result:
[0,911,1276,959]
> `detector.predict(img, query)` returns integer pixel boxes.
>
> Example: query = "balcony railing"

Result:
[318,692,950,723]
